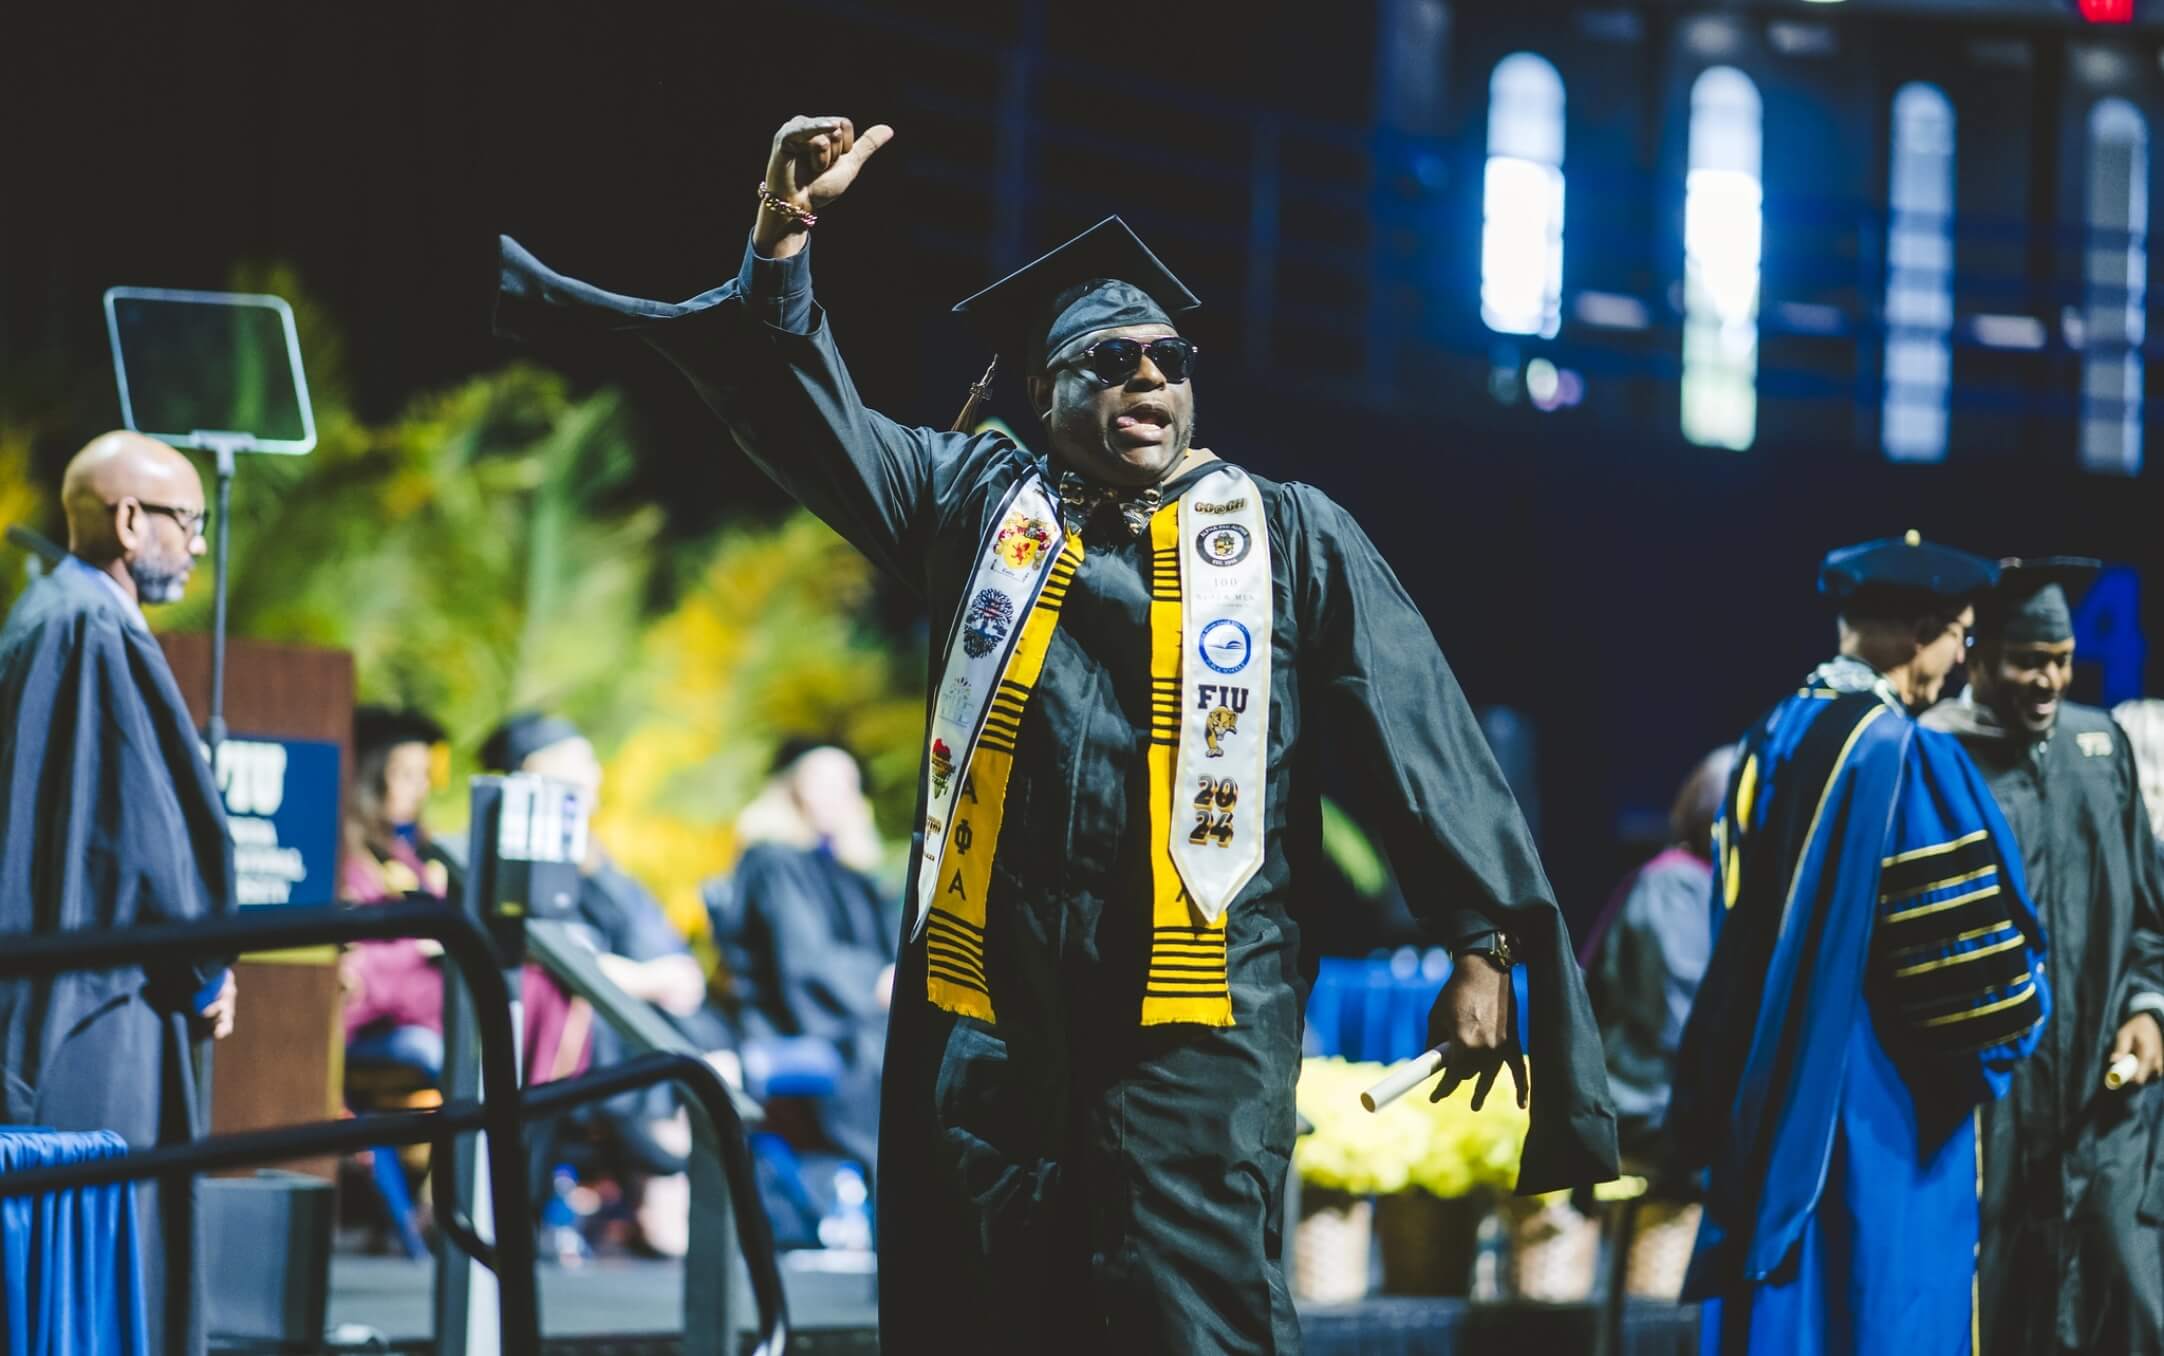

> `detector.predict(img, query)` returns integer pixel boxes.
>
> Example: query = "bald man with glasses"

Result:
[0,430,238,1355]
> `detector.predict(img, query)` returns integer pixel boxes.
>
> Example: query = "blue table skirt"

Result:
[1,1127,148,1356]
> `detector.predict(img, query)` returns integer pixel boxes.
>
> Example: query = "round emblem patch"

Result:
[1198,618,1253,675]
[1196,523,1251,567]
[961,589,1017,659]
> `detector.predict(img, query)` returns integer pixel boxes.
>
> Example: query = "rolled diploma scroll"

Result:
[2106,1052,2141,1090]
[1361,1043,1454,1113]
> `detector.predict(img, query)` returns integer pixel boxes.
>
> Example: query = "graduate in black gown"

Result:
[710,738,896,1176]
[1921,559,2164,1355]
[496,114,1616,1351]
[0,432,238,1356]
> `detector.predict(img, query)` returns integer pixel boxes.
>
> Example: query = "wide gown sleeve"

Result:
[496,233,1019,593]
[1286,482,1618,1191]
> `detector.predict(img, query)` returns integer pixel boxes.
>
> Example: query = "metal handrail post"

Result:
[0,903,541,1350]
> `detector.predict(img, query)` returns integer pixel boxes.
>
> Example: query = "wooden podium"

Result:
[160,632,353,1178]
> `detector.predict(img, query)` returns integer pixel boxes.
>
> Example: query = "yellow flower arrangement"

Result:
[1293,1056,1532,1199]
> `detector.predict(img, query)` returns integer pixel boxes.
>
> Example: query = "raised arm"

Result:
[495,116,1020,590]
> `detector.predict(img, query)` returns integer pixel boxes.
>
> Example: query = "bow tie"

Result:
[1056,470,1162,539]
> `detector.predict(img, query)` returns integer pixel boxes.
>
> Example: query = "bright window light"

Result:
[1482,53,1566,339]
[2082,99,2147,476]
[1883,83,1956,463]
[1681,67,1763,450]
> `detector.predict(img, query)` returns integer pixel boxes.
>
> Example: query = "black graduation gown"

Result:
[496,233,1617,1352]
[0,560,235,1356]
[1922,697,2164,1355]
[721,841,895,1172]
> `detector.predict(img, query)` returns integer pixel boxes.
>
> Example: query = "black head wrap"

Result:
[479,711,583,773]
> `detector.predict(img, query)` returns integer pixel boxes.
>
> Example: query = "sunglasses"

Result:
[1061,337,1199,387]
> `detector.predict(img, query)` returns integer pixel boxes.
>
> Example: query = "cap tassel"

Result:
[951,357,999,433]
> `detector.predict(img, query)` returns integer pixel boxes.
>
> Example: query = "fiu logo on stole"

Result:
[992,512,1055,577]
[962,588,1017,659]
[1197,684,1250,758]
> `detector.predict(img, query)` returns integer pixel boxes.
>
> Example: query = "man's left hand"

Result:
[2111,1011,2164,1086]
[199,971,237,1042]
[1426,955,1526,1111]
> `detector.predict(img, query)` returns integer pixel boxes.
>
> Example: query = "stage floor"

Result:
[314,1255,1692,1355]
[321,1251,878,1352]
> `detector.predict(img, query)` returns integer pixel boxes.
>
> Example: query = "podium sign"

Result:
[216,736,342,907]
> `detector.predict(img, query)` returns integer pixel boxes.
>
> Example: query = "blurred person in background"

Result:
[480,711,732,1256]
[1923,559,2164,1355]
[339,706,590,1083]
[0,431,238,1355]
[2115,699,2164,845]
[708,737,894,1176]
[1673,537,2050,1355]
[1581,746,1735,1162]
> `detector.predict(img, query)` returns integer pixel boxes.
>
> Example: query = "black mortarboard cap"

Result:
[1818,531,1999,616]
[480,711,584,773]
[355,705,447,759]
[1978,556,2100,647]
[952,217,1201,372]
[769,733,856,777]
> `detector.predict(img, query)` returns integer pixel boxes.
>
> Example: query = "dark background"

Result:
[4,0,2159,930]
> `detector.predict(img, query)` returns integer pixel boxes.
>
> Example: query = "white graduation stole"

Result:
[913,463,1273,1026]
[1169,467,1271,921]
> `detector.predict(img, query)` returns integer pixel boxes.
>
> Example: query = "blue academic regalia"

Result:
[1670,660,2051,1356]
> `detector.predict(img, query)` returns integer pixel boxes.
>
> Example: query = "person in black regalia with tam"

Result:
[495,113,1616,1351]
[0,431,239,1356]
[1922,558,2164,1356]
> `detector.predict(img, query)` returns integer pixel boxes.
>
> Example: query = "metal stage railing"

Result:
[0,902,788,1356]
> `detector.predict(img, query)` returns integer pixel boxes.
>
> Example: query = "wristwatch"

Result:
[1455,931,1515,973]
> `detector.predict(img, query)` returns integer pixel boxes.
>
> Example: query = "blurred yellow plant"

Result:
[1293,1056,1532,1199]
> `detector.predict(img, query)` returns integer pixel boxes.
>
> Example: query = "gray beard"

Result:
[128,557,189,605]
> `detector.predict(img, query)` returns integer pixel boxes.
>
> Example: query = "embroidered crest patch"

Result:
[930,738,956,797]
[1197,523,1251,567]
[961,589,1017,658]
[937,676,974,728]
[992,512,1056,577]
[1198,618,1253,675]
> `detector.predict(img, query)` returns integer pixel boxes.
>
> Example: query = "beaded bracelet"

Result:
[755,184,818,230]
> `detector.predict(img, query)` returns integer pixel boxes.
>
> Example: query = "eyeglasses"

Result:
[110,500,208,539]
[1060,337,1199,387]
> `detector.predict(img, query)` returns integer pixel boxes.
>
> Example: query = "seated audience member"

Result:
[710,738,895,1174]
[482,710,732,1256]
[1581,746,1735,1160]
[339,705,590,1082]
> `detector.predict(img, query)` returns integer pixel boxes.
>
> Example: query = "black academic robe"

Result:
[496,233,1617,1353]
[719,841,896,1172]
[1923,697,2164,1355]
[0,560,235,1356]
